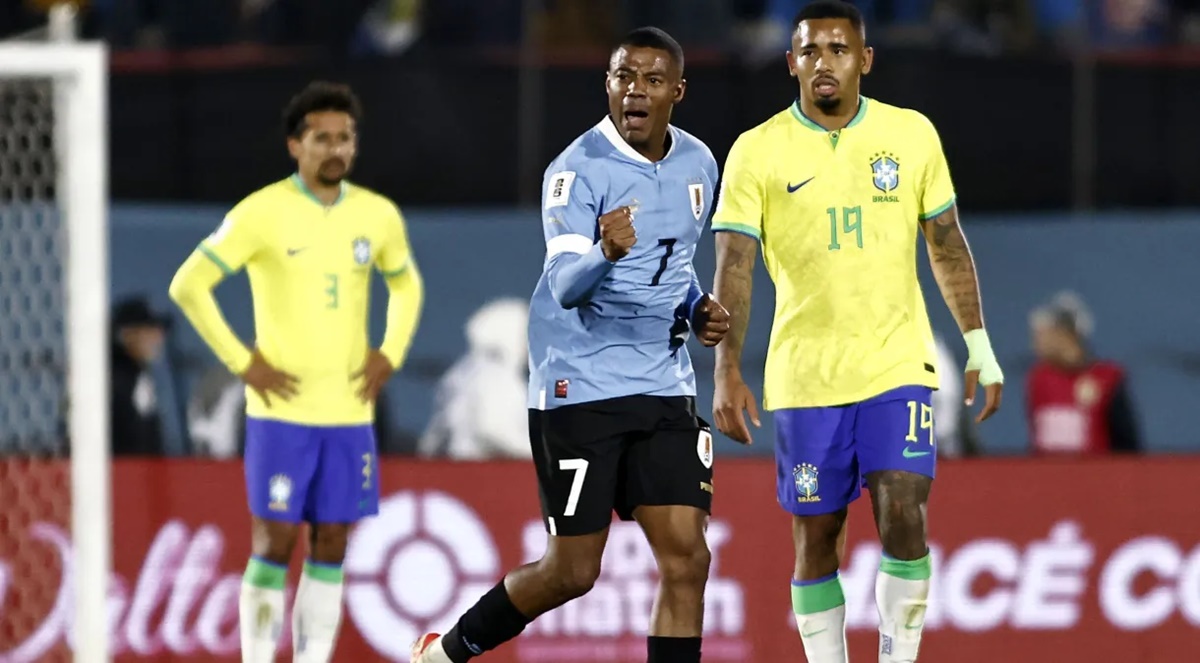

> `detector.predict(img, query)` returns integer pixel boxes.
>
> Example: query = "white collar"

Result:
[596,115,678,164]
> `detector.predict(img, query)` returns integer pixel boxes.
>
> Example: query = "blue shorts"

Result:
[244,417,380,524]
[775,385,936,516]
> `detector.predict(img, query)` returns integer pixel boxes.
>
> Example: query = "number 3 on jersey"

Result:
[324,273,339,309]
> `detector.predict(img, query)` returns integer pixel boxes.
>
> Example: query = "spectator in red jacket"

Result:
[1026,292,1141,455]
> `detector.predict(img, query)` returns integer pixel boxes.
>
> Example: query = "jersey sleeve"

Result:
[198,200,262,274]
[542,168,599,252]
[711,132,764,240]
[377,203,415,277]
[541,166,615,309]
[917,115,957,221]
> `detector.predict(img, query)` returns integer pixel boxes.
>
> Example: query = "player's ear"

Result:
[674,78,687,104]
[861,46,874,76]
[786,51,798,78]
[286,135,302,160]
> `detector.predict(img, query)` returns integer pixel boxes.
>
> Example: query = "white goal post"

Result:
[0,41,111,663]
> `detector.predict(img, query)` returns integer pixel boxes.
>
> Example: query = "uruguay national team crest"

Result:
[352,236,371,265]
[696,429,714,469]
[870,152,900,193]
[793,463,821,503]
[268,474,292,512]
[688,182,704,221]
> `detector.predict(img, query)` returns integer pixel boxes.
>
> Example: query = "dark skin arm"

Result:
[921,203,1001,422]
[711,231,761,444]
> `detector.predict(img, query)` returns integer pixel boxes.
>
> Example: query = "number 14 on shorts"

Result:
[904,400,934,456]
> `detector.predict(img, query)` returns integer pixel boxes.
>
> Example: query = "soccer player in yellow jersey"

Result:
[710,3,1003,662]
[168,82,424,663]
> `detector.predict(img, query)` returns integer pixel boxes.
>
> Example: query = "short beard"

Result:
[814,95,840,112]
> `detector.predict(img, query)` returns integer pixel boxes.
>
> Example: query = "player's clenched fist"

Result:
[692,294,731,347]
[599,203,638,262]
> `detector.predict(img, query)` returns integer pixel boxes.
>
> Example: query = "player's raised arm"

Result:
[710,135,764,443]
[917,119,1004,422]
[359,205,425,402]
[541,169,632,309]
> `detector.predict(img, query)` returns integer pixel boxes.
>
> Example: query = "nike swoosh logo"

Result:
[787,177,815,193]
[903,448,931,459]
[287,247,308,256]
[801,627,827,637]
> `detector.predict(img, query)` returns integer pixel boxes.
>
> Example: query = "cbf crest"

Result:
[268,474,292,512]
[870,151,900,202]
[793,463,821,503]
[688,182,705,221]
[352,236,371,265]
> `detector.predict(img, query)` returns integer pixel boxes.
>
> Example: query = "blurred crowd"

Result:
[4,0,1199,57]
[110,289,1142,462]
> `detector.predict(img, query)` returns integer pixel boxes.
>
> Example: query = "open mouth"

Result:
[814,78,839,96]
[623,109,650,129]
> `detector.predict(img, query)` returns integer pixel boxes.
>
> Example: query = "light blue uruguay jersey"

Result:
[527,116,719,410]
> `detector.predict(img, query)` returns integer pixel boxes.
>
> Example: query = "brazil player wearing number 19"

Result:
[168,82,424,663]
[710,2,1005,662]
[411,28,730,663]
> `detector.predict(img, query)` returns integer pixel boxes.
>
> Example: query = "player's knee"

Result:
[309,524,351,564]
[251,519,300,563]
[656,541,711,591]
[541,556,602,601]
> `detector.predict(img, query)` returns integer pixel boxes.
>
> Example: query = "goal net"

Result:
[0,26,109,663]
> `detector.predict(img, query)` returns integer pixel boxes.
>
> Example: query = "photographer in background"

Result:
[110,296,169,456]
[1026,291,1142,455]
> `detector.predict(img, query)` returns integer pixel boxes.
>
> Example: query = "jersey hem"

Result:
[245,411,374,427]
[763,375,940,411]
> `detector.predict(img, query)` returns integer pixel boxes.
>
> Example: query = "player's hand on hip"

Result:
[241,350,299,407]
[963,328,1004,423]
[693,294,731,347]
[598,202,638,262]
[353,349,394,403]
[713,371,760,445]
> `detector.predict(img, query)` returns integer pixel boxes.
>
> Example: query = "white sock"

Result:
[876,554,932,663]
[417,636,454,663]
[240,557,287,663]
[791,575,848,663]
[292,560,345,663]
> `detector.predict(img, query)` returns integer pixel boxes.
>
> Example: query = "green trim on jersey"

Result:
[789,96,870,133]
[920,197,957,221]
[199,244,234,275]
[711,222,762,240]
[291,173,347,207]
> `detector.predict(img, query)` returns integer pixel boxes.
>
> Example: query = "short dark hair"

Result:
[282,81,362,139]
[792,0,866,36]
[613,26,685,73]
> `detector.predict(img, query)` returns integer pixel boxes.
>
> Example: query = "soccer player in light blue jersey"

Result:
[412,27,730,663]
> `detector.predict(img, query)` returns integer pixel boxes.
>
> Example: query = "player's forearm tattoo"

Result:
[713,233,758,375]
[923,205,984,332]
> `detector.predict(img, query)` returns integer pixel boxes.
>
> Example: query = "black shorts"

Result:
[528,395,715,537]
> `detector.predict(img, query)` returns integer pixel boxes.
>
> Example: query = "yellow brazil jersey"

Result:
[712,97,956,410]
[198,175,416,425]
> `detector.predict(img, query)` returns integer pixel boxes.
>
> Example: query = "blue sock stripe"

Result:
[250,555,288,570]
[791,572,839,587]
[305,559,343,570]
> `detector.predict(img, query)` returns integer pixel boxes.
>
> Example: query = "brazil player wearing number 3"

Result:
[412,27,730,663]
[711,2,1004,662]
[169,82,424,663]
